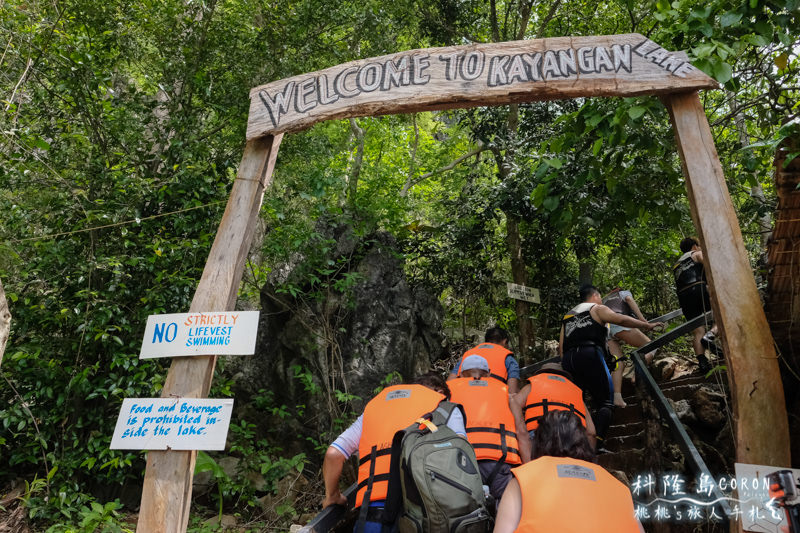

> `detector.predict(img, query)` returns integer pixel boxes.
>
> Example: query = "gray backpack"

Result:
[381,401,493,533]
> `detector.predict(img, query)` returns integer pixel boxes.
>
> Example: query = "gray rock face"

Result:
[692,386,727,429]
[226,228,445,451]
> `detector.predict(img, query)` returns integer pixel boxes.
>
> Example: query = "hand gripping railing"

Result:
[299,483,357,533]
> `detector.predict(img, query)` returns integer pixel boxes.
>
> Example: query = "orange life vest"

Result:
[356,384,445,507]
[449,377,521,465]
[512,456,640,533]
[524,372,587,432]
[457,343,513,383]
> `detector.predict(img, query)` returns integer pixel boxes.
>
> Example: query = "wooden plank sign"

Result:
[507,282,540,304]
[139,311,259,359]
[247,33,717,139]
[110,398,234,450]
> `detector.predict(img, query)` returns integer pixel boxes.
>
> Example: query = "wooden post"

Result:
[664,92,790,468]
[0,277,11,368]
[136,134,283,533]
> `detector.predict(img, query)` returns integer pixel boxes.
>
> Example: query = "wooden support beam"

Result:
[136,134,283,533]
[664,92,790,468]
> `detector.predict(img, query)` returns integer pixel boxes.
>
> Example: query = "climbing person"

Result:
[559,284,663,451]
[512,361,596,448]
[321,372,466,532]
[448,355,530,503]
[448,326,520,393]
[603,287,656,408]
[493,410,644,533]
[673,236,719,375]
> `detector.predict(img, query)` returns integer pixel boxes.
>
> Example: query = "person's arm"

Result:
[505,356,520,394]
[558,324,565,357]
[322,447,348,508]
[445,405,467,438]
[692,249,704,265]
[494,477,523,533]
[594,304,662,331]
[509,393,531,463]
[446,361,460,381]
[624,294,647,322]
[322,415,361,508]
[584,410,597,449]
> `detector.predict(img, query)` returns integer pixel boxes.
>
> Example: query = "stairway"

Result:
[598,371,712,475]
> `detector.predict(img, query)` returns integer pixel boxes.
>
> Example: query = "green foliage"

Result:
[44,500,131,533]
[0,0,796,528]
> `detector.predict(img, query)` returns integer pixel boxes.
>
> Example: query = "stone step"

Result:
[607,420,644,439]
[660,384,703,403]
[609,403,642,425]
[596,448,646,472]
[604,427,645,453]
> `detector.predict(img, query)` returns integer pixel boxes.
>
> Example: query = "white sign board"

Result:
[110,398,234,450]
[507,283,540,304]
[139,311,259,359]
[735,462,799,532]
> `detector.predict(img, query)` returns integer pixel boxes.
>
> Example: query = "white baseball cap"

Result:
[461,355,490,373]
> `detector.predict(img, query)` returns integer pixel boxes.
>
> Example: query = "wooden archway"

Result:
[136,34,790,532]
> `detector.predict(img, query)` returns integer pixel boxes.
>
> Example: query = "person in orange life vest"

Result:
[447,326,520,394]
[321,372,466,533]
[673,237,719,375]
[560,285,663,449]
[448,355,530,503]
[512,361,596,448]
[603,287,655,408]
[494,410,644,533]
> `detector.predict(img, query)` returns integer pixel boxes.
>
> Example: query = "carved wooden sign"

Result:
[247,33,717,139]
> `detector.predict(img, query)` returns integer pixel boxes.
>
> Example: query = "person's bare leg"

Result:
[691,326,704,356]
[691,325,712,374]
[615,329,655,363]
[608,338,626,408]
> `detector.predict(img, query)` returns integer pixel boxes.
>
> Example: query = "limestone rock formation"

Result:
[225,227,445,455]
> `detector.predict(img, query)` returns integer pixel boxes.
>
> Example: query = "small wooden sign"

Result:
[247,33,716,139]
[110,398,234,450]
[507,283,540,304]
[139,311,260,359]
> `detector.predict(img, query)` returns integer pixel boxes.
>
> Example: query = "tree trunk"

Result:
[506,215,535,363]
[728,91,772,248]
[573,236,594,287]
[347,118,365,205]
[0,278,10,368]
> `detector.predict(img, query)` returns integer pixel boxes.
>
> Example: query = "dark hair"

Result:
[484,326,510,344]
[531,411,596,462]
[579,284,600,302]
[680,237,699,253]
[412,371,451,400]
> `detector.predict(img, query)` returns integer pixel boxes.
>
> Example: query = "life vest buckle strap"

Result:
[416,418,438,432]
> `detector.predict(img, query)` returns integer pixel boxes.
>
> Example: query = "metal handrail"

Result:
[630,311,732,524]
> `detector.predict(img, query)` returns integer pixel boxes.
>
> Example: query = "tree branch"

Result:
[402,114,420,195]
[535,0,562,38]
[401,141,486,196]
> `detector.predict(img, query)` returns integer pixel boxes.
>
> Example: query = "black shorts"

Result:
[678,283,711,320]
